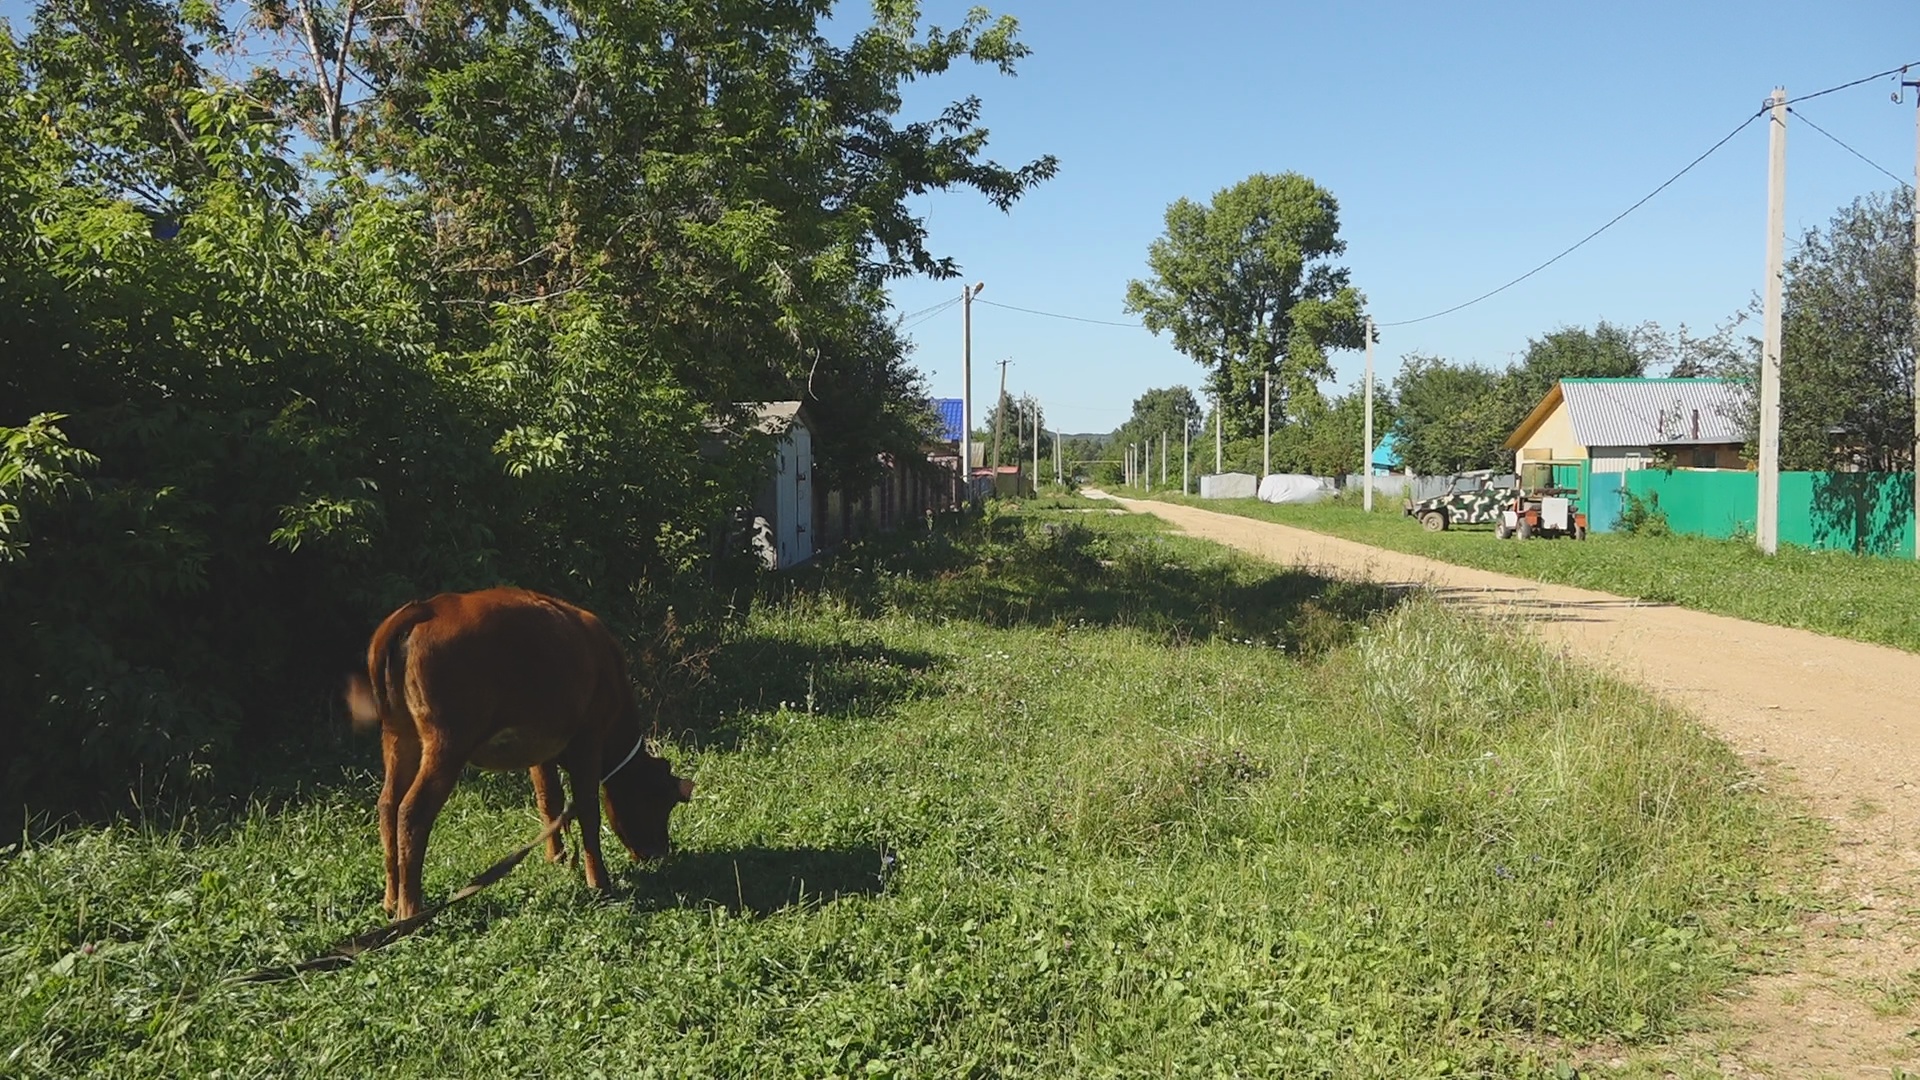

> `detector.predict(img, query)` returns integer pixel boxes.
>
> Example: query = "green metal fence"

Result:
[1621,469,1915,557]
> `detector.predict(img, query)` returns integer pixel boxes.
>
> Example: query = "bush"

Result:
[1618,489,1671,537]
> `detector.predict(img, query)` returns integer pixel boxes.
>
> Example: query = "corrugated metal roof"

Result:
[750,400,806,435]
[1560,378,1746,447]
[934,398,964,442]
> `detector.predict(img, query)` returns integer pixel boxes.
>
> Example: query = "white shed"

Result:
[747,401,816,569]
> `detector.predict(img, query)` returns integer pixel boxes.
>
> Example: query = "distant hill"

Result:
[1058,431,1114,444]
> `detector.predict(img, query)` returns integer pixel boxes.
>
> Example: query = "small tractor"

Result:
[1495,461,1589,540]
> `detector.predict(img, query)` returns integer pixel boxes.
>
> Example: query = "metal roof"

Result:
[933,398,964,442]
[1558,378,1746,447]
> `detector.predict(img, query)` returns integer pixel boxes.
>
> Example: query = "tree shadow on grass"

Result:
[771,512,1414,658]
[685,636,943,748]
[624,844,887,917]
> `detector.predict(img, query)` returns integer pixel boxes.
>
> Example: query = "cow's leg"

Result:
[563,755,612,893]
[393,736,463,921]
[379,727,422,917]
[530,761,570,864]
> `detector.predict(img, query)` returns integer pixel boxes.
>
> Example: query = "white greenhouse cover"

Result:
[1256,474,1333,504]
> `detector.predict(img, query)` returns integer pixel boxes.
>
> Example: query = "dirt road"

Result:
[1098,492,1920,1077]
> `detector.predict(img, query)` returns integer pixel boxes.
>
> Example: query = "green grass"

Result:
[1,509,1810,1078]
[1140,490,1920,653]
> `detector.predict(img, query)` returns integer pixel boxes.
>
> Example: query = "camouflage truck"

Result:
[1404,469,1520,532]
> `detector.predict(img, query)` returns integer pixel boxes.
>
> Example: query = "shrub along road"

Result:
[1098,489,1920,1076]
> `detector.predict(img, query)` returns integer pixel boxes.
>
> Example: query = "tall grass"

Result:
[0,509,1807,1077]
[1144,491,1920,652]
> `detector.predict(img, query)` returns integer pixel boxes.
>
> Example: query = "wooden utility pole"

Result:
[1757,87,1786,555]
[1262,370,1271,478]
[1905,70,1920,558]
[1363,316,1375,512]
[961,283,983,506]
[1054,429,1062,486]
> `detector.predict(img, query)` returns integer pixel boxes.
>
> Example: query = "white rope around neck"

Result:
[601,728,648,781]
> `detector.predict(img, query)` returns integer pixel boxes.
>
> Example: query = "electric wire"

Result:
[1788,106,1914,190]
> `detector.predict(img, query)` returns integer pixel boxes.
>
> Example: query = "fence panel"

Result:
[1623,469,1914,557]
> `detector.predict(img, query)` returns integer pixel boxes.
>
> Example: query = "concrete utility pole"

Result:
[1363,316,1375,513]
[1182,413,1190,494]
[1262,370,1271,478]
[1033,406,1040,492]
[1214,394,1222,474]
[1757,87,1786,555]
[990,358,1010,496]
[1054,429,1062,486]
[1161,428,1168,486]
[1905,70,1920,558]
[961,283,984,506]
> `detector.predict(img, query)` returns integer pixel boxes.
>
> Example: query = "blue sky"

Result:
[5,0,1912,435]
[878,0,1918,434]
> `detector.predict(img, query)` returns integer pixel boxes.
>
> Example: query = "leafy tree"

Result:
[979,392,1050,468]
[1278,379,1396,479]
[0,0,1057,813]
[1124,173,1366,440]
[1778,189,1915,471]
[1390,355,1508,475]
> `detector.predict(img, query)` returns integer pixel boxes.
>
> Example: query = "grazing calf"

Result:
[344,587,694,920]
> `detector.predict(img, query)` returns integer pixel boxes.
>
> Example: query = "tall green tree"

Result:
[0,0,1058,812]
[1123,172,1367,439]
[1390,355,1508,475]
[1778,189,1915,471]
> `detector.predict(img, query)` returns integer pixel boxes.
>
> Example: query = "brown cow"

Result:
[344,586,694,920]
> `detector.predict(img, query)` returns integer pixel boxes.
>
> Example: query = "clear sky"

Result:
[5,0,1913,436]
[878,0,1919,435]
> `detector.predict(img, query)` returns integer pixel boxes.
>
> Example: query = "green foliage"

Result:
[1618,490,1671,538]
[0,0,1056,813]
[1124,172,1367,440]
[1392,322,1654,476]
[0,510,1804,1076]
[1779,188,1916,471]
[1391,354,1509,475]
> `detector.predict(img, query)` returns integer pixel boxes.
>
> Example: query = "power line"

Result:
[1780,60,1920,107]
[1378,109,1766,328]
[974,299,1143,328]
[1788,106,1914,190]
[1377,58,1920,329]
[896,296,961,331]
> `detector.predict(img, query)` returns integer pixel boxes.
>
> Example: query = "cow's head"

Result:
[603,747,695,861]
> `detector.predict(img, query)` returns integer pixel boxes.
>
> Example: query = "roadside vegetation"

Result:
[3,508,1810,1078]
[1141,490,1920,654]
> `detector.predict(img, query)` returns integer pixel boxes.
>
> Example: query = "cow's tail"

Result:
[344,601,431,735]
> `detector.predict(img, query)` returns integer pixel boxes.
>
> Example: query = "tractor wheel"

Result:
[1574,523,1588,541]
[1517,518,1533,540]
[1494,521,1511,540]
[1421,511,1447,532]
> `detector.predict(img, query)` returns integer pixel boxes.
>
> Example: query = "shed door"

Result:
[790,424,814,564]
[774,440,797,566]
